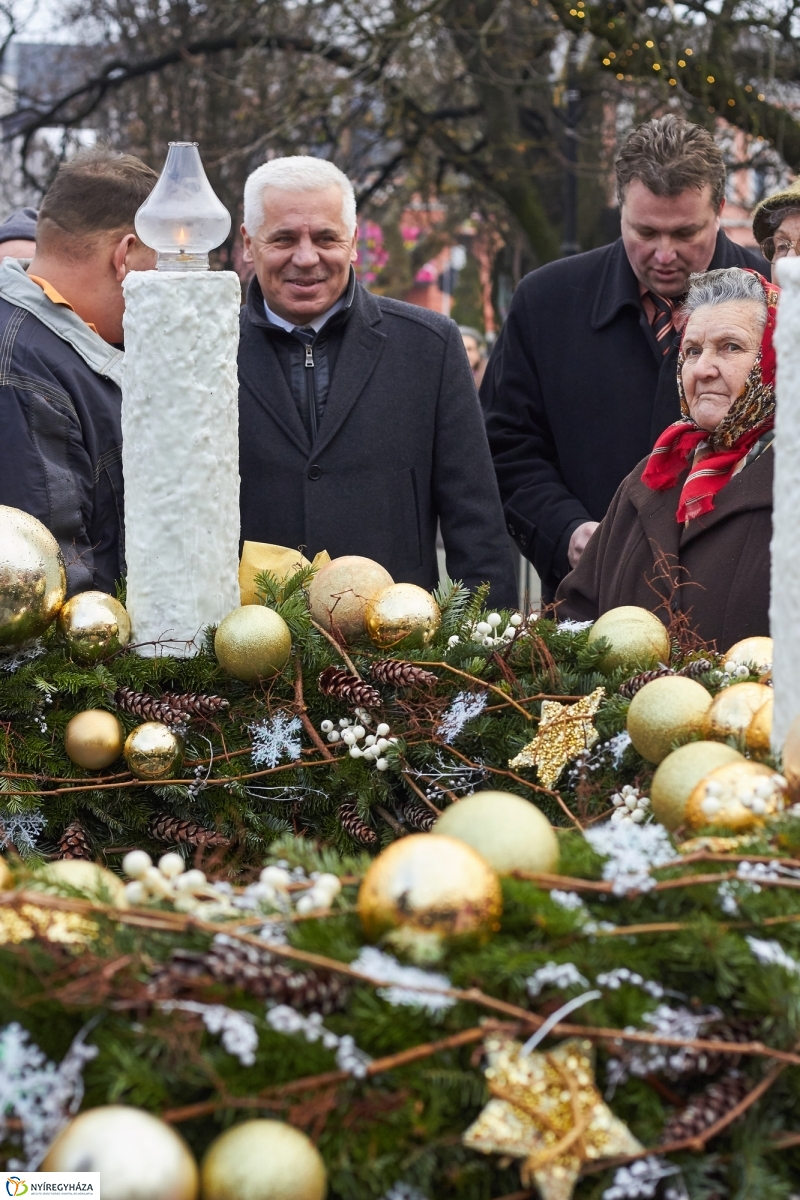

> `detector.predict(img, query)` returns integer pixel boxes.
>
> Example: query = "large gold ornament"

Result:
[0,860,128,946]
[42,1105,199,1199]
[57,590,131,661]
[358,833,502,957]
[308,555,393,642]
[463,1031,642,1200]
[724,635,773,676]
[64,709,124,770]
[746,694,773,758]
[214,605,292,681]
[784,715,800,799]
[650,740,743,831]
[435,790,559,875]
[0,504,66,647]
[626,675,712,764]
[365,582,441,649]
[586,605,670,672]
[708,681,773,743]
[509,688,605,788]
[201,1119,327,1200]
[239,542,315,606]
[685,760,787,831]
[36,859,129,906]
[124,721,184,781]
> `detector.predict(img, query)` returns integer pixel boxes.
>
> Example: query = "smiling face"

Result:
[680,298,765,432]
[621,179,722,298]
[242,185,357,325]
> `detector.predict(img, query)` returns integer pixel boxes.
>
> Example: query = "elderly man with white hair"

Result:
[237,156,517,605]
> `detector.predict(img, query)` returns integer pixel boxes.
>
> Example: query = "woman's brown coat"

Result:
[555,449,772,652]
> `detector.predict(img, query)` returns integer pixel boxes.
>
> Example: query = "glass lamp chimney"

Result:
[135,142,231,271]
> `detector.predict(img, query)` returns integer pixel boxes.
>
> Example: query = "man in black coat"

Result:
[238,156,517,606]
[484,115,768,601]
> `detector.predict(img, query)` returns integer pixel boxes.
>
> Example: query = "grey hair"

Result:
[761,204,800,234]
[243,156,356,237]
[683,267,767,326]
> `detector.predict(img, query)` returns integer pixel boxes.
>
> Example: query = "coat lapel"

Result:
[239,327,311,455]
[626,471,683,564]
[310,287,387,458]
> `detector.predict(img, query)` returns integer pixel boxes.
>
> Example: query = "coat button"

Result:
[308,465,322,481]
[507,522,516,537]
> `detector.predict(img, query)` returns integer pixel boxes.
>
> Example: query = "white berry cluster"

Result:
[447,610,523,649]
[251,864,342,914]
[122,850,224,911]
[596,967,665,998]
[320,717,395,770]
[610,784,651,825]
[700,771,786,820]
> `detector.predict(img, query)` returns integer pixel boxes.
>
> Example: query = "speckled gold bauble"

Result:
[201,1120,327,1200]
[650,740,744,831]
[708,682,773,743]
[0,505,66,646]
[307,555,393,642]
[124,722,184,781]
[239,542,312,606]
[1,859,128,945]
[747,694,773,758]
[724,635,773,676]
[42,1105,199,1200]
[626,675,712,764]
[358,834,502,954]
[35,859,129,907]
[784,715,800,799]
[586,605,670,672]
[214,605,292,681]
[57,590,131,661]
[64,709,124,770]
[365,583,441,649]
[685,760,787,831]
[435,790,559,876]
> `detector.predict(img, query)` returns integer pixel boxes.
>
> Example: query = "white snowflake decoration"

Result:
[605,1005,718,1091]
[381,1186,430,1200]
[0,807,46,854]
[603,1156,681,1199]
[557,619,594,632]
[351,947,455,1011]
[526,961,588,997]
[595,968,664,999]
[584,821,674,895]
[159,1001,258,1066]
[250,711,302,769]
[436,691,488,744]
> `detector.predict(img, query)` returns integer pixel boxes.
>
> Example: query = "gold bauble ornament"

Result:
[64,709,124,770]
[358,834,501,959]
[724,635,773,676]
[0,859,128,946]
[746,694,773,758]
[124,722,184,781]
[57,590,131,661]
[239,542,312,606]
[201,1120,327,1200]
[435,790,559,876]
[365,582,441,649]
[308,555,394,642]
[509,687,605,788]
[0,504,66,646]
[707,681,773,743]
[650,740,744,831]
[214,605,292,681]
[0,857,10,890]
[784,715,800,800]
[626,675,712,764]
[42,1105,199,1200]
[586,605,670,672]
[685,760,787,831]
[35,859,129,907]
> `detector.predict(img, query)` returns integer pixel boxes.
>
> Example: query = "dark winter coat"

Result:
[0,259,125,596]
[238,274,518,606]
[483,232,768,599]
[555,448,773,651]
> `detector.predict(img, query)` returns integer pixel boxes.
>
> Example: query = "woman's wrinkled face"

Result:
[680,298,765,432]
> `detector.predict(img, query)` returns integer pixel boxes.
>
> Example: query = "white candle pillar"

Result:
[771,257,800,747]
[121,271,241,655]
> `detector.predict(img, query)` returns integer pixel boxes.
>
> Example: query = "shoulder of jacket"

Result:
[513,243,615,303]
[371,294,453,339]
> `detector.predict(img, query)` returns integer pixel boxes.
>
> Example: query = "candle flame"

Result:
[177,226,187,247]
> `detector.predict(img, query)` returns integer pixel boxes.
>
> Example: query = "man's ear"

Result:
[241,224,253,265]
[112,233,138,281]
[349,223,359,264]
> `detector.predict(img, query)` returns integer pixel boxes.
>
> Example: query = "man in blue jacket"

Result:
[0,151,156,595]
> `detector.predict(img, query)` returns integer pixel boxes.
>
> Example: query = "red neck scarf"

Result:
[641,270,778,522]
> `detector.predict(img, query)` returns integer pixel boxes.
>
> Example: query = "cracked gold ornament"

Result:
[724,634,773,676]
[685,759,787,831]
[57,590,131,662]
[124,721,184,781]
[509,687,605,789]
[0,504,67,647]
[365,582,441,649]
[463,1031,642,1200]
[708,681,773,743]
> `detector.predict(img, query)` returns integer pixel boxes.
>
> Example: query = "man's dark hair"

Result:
[615,115,726,210]
[37,148,158,254]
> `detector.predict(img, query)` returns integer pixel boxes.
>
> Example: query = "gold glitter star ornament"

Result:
[509,687,606,788]
[463,1031,642,1200]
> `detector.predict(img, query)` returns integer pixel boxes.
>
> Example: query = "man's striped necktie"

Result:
[647,291,676,356]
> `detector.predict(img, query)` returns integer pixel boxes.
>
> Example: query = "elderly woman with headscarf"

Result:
[753,180,800,270]
[556,267,775,650]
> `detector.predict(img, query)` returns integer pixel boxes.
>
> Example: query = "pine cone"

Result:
[339,800,378,846]
[115,686,181,726]
[161,692,230,719]
[403,800,436,831]
[618,667,674,699]
[150,936,348,1013]
[318,666,381,708]
[676,658,714,679]
[149,813,230,847]
[57,820,93,860]
[660,1071,749,1143]
[371,660,437,688]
